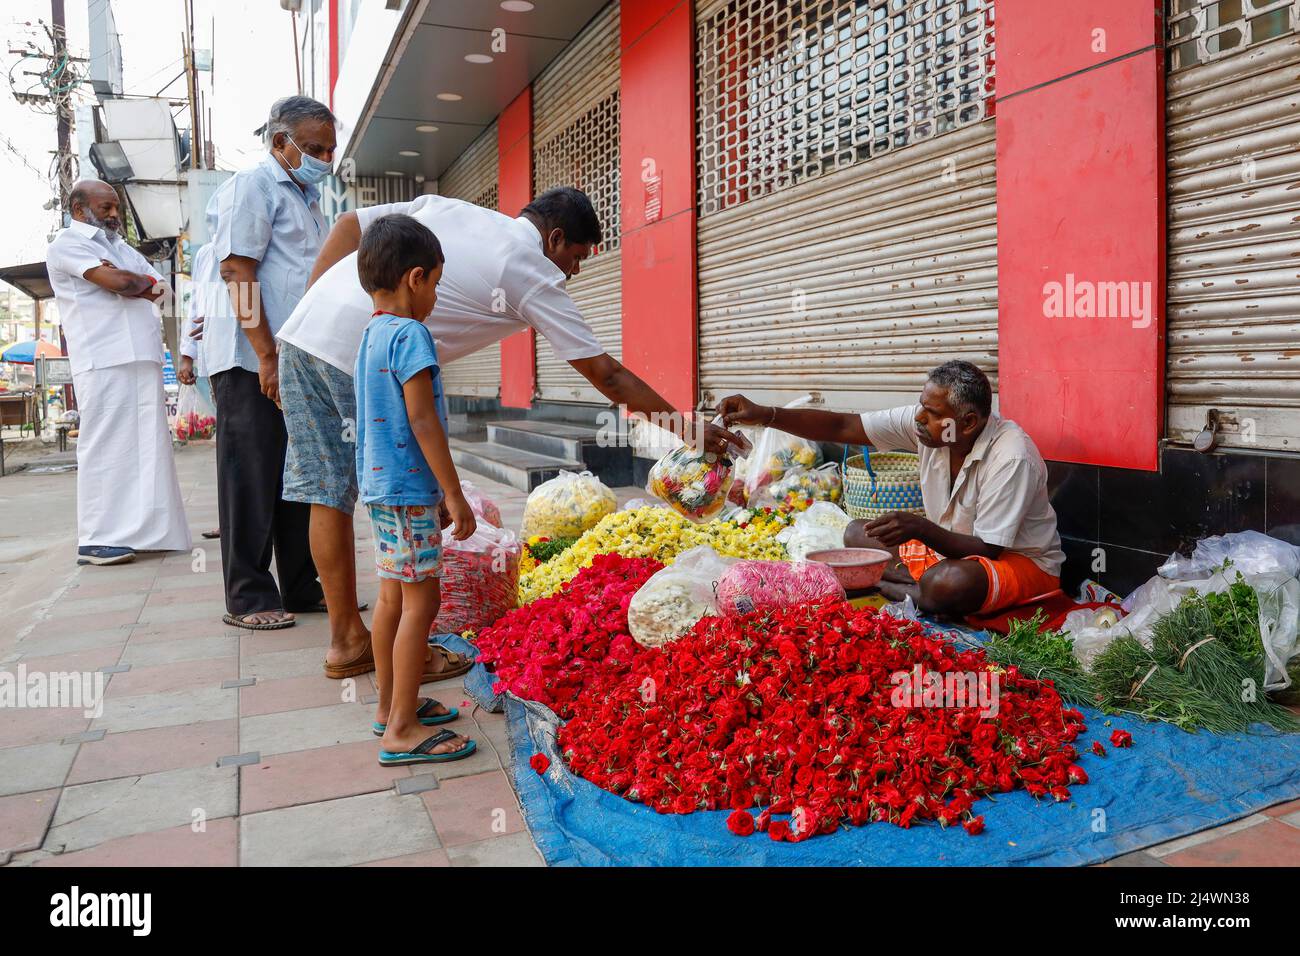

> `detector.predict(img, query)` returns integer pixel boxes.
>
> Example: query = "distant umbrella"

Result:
[1,340,63,364]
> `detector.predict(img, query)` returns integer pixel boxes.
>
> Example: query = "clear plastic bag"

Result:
[436,522,522,636]
[461,480,502,528]
[627,546,736,648]
[647,443,735,524]
[743,396,822,505]
[761,461,843,511]
[775,501,852,561]
[620,496,669,513]
[715,558,846,616]
[1157,530,1300,581]
[173,383,216,441]
[520,470,617,539]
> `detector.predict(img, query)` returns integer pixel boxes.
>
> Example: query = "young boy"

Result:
[354,213,478,765]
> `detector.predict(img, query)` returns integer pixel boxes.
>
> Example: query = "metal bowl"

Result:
[805,547,892,590]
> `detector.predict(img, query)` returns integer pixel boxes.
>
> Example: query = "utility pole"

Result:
[50,0,73,212]
[183,0,201,169]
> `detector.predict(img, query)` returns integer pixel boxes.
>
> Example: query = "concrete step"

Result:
[487,419,632,487]
[449,437,584,492]
[487,419,601,460]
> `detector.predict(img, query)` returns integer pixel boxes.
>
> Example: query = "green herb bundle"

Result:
[1200,574,1262,662]
[1149,593,1298,733]
[528,536,579,564]
[983,611,1097,708]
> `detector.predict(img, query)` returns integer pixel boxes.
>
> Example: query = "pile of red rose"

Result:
[475,553,662,718]
[476,554,1123,843]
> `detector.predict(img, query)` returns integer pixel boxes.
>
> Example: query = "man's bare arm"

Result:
[82,262,155,297]
[218,253,280,402]
[307,210,362,289]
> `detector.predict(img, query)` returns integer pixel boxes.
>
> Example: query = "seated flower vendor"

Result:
[717,360,1064,619]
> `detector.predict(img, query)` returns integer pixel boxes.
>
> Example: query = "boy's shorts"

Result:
[896,539,1059,615]
[367,503,443,583]
[279,342,360,515]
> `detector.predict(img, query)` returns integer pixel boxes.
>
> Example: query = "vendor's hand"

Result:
[863,511,931,548]
[189,315,205,342]
[257,353,280,405]
[177,355,196,385]
[696,419,747,458]
[444,494,476,542]
[717,393,771,429]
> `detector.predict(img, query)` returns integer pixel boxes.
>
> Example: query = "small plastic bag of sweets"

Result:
[764,462,843,511]
[435,522,521,636]
[461,480,502,528]
[520,470,617,539]
[715,558,845,616]
[647,443,735,524]
[627,546,736,648]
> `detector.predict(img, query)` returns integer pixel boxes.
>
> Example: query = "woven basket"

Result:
[842,451,924,521]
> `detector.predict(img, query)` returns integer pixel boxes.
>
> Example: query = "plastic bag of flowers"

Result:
[435,522,521,635]
[775,501,852,561]
[461,480,502,528]
[173,383,217,442]
[627,546,736,647]
[742,396,823,504]
[647,443,735,523]
[715,558,845,615]
[761,461,843,511]
[520,470,617,540]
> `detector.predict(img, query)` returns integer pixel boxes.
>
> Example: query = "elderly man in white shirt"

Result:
[45,179,191,565]
[276,187,745,679]
[719,361,1065,620]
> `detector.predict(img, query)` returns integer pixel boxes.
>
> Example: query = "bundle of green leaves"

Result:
[982,611,1097,707]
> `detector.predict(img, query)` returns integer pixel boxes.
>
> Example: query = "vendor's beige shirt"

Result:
[858,406,1065,576]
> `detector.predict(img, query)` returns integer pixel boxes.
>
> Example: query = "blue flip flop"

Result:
[378,729,477,766]
[372,697,458,736]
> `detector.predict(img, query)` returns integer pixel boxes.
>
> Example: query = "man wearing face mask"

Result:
[276,186,747,679]
[202,95,333,629]
[45,179,191,565]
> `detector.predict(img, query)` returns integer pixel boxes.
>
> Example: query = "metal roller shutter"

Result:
[437,123,501,398]
[695,0,997,412]
[1166,2,1300,451]
[532,2,622,404]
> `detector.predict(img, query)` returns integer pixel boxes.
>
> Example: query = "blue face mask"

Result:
[282,134,331,185]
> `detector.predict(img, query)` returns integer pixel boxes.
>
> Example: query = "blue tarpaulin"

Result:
[444,630,1300,867]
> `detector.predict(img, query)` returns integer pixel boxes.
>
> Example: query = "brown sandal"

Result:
[423,644,473,682]
[324,642,376,679]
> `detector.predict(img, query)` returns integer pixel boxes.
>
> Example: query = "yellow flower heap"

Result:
[517,506,787,604]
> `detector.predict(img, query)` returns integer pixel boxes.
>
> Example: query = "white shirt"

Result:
[276,194,605,374]
[859,406,1066,576]
[180,244,218,373]
[203,154,327,376]
[45,219,165,376]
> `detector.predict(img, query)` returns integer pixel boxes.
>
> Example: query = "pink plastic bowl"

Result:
[805,547,892,590]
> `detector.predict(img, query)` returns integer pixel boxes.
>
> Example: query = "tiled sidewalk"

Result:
[2,442,1298,866]
[0,442,546,867]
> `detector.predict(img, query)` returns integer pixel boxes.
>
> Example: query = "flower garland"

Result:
[559,603,1098,842]
[517,507,786,605]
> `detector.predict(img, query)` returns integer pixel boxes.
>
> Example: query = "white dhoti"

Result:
[73,360,192,551]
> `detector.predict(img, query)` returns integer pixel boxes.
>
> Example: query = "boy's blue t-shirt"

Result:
[354,312,448,506]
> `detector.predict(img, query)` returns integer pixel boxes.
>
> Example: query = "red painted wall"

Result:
[619,0,697,412]
[996,0,1165,470]
[328,0,339,110]
[498,86,535,408]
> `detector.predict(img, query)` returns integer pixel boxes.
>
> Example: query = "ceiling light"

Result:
[436,92,462,102]
[415,124,439,133]
[398,149,420,157]
[384,170,405,177]
[465,53,493,64]
[501,1,534,11]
